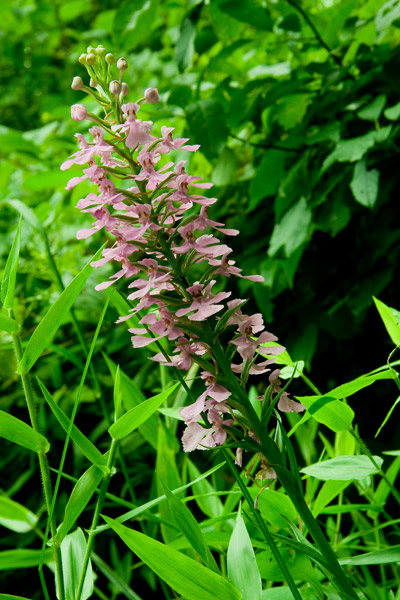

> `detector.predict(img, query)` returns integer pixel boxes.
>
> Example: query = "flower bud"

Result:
[105,53,116,65]
[89,78,98,88]
[144,88,159,104]
[86,53,96,66]
[71,104,88,121]
[78,53,87,65]
[121,82,129,96]
[71,76,84,90]
[109,80,121,96]
[117,57,128,71]
[96,45,107,56]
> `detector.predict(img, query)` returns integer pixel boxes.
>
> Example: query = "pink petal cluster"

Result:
[65,71,293,454]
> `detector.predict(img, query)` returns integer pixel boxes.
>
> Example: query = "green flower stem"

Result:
[9,317,65,600]
[222,448,304,600]
[75,437,119,600]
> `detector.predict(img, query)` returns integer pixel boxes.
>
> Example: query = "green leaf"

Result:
[186,99,228,158]
[187,458,224,518]
[56,464,104,544]
[261,589,294,599]
[322,131,376,172]
[375,0,400,32]
[0,312,19,333]
[268,198,312,258]
[0,495,38,533]
[91,553,143,600]
[0,549,52,570]
[0,595,33,600]
[1,218,21,310]
[249,150,286,210]
[384,101,400,121]
[340,545,400,566]
[357,95,386,121]
[113,365,122,421]
[109,383,179,440]
[114,0,157,49]
[0,409,49,453]
[104,356,158,448]
[301,455,384,481]
[227,506,262,600]
[373,296,400,345]
[163,482,219,572]
[4,199,44,235]
[59,528,93,600]
[327,369,395,400]
[312,480,351,517]
[17,249,100,375]
[350,159,379,208]
[103,516,242,600]
[274,94,311,130]
[247,488,297,529]
[175,18,195,73]
[299,396,354,432]
[37,379,107,469]
[212,147,238,187]
[219,0,273,30]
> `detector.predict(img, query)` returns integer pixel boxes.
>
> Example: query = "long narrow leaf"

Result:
[1,218,21,309]
[17,248,103,375]
[37,379,107,469]
[0,312,19,333]
[0,495,38,533]
[108,383,179,440]
[103,516,241,600]
[0,410,49,453]
[58,528,93,600]
[227,506,262,600]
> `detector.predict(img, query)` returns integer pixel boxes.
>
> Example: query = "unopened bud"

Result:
[90,78,98,88]
[71,104,88,121]
[117,57,128,71]
[86,53,96,66]
[96,45,107,56]
[144,88,159,104]
[78,53,87,65]
[121,82,129,96]
[71,76,84,91]
[105,53,116,65]
[109,80,121,96]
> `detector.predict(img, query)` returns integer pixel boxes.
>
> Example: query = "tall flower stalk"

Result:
[64,45,358,599]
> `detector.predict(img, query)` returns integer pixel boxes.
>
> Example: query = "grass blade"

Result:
[1,218,21,309]
[0,409,49,453]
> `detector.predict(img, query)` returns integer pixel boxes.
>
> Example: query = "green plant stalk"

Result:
[208,337,359,600]
[9,314,65,600]
[75,437,119,600]
[222,448,304,600]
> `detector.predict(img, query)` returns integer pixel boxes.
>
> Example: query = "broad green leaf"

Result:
[175,18,195,73]
[274,94,311,130]
[375,0,400,32]
[0,312,19,333]
[104,356,158,448]
[1,218,21,309]
[59,528,93,600]
[0,595,33,600]
[249,150,286,209]
[227,507,261,600]
[322,131,376,171]
[219,0,273,30]
[299,396,354,432]
[114,0,157,48]
[322,503,384,514]
[38,379,107,469]
[0,495,38,533]
[163,482,219,572]
[350,159,379,208]
[0,410,49,453]
[0,549,52,570]
[301,455,384,481]
[247,488,296,529]
[312,480,351,517]
[187,458,224,518]
[373,296,400,345]
[327,369,395,400]
[340,545,400,566]
[357,95,386,121]
[103,516,242,600]
[268,198,312,258]
[257,547,314,582]
[17,249,101,375]
[55,464,104,544]
[186,99,228,158]
[108,383,179,440]
[384,101,400,121]
[262,589,294,599]
[212,147,238,187]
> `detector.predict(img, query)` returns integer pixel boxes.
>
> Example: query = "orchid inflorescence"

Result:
[62,45,305,463]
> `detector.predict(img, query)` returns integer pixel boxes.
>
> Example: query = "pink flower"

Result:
[71,104,88,121]
[111,103,155,149]
[269,370,306,413]
[144,88,159,103]
[176,281,231,322]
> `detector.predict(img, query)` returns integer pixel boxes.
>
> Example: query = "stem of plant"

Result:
[75,437,119,600]
[9,313,65,600]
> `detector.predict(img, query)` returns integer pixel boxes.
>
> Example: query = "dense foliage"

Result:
[1,1,400,599]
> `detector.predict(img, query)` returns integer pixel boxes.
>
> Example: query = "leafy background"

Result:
[1,0,400,597]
